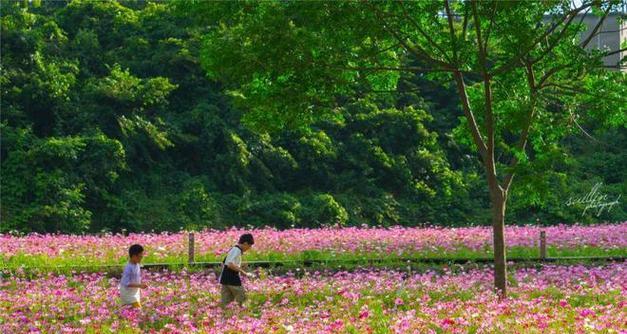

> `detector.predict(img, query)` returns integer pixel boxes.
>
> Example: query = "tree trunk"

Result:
[489,185,508,298]
[451,70,508,297]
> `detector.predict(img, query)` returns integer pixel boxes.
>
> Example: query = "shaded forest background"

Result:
[1,1,624,233]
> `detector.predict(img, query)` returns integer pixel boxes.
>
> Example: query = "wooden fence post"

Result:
[539,231,546,260]
[188,232,195,264]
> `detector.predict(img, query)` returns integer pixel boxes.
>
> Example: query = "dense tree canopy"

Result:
[1,0,624,236]
[182,0,626,296]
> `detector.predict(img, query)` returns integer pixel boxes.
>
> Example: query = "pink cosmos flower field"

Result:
[1,223,625,268]
[0,224,625,333]
[0,264,625,333]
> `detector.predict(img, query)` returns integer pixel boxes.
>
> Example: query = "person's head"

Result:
[129,244,144,263]
[238,233,254,252]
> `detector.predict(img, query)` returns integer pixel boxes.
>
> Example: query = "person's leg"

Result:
[220,284,234,307]
[230,285,246,306]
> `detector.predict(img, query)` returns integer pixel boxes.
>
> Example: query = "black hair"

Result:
[129,244,144,257]
[238,233,254,245]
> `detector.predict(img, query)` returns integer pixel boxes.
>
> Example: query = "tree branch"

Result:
[598,65,627,69]
[471,0,497,181]
[602,47,627,57]
[492,2,593,76]
[503,60,537,191]
[580,5,612,48]
[575,6,593,27]
[399,1,452,63]
[453,71,488,163]
[572,113,604,144]
[543,82,627,104]
[370,3,454,70]
[461,3,470,42]
[536,64,571,89]
[333,65,462,73]
[530,8,580,65]
[483,2,498,53]
[444,0,459,65]
[361,40,404,59]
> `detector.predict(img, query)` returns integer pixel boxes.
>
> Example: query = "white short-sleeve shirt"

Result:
[224,246,242,267]
[219,246,242,283]
[119,262,141,304]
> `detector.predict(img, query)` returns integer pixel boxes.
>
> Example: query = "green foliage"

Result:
[238,193,301,229]
[176,179,218,231]
[0,124,124,233]
[191,0,625,228]
[1,1,623,233]
[300,193,348,228]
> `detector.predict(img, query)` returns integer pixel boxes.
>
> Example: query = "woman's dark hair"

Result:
[129,244,144,257]
[238,233,254,245]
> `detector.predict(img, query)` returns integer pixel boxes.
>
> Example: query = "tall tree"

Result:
[189,0,626,296]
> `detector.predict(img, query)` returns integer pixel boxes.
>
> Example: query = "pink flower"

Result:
[0,229,625,334]
[329,319,344,330]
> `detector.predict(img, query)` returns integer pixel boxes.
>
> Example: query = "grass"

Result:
[1,246,624,275]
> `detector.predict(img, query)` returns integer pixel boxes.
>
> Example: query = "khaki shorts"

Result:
[221,284,246,306]
[121,301,141,308]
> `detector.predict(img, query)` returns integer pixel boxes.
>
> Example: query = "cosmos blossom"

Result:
[1,223,624,265]
[0,263,624,333]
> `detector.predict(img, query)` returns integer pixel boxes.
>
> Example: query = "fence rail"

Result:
[1,231,625,272]
[1,255,625,272]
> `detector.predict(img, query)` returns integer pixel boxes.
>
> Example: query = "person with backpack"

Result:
[218,233,255,307]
